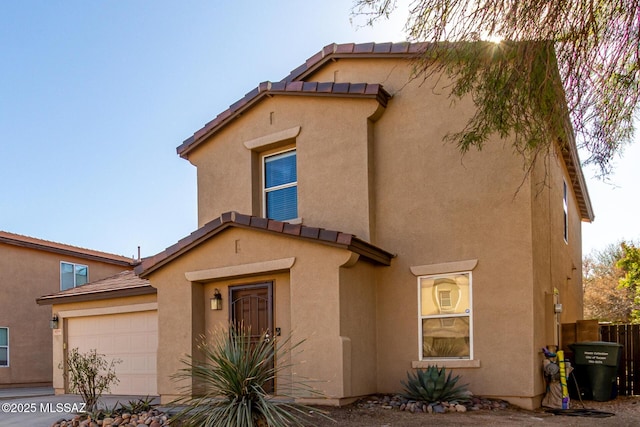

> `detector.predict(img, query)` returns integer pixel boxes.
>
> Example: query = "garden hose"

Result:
[545,362,615,418]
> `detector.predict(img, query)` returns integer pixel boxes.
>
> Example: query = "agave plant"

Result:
[171,325,329,427]
[401,365,471,404]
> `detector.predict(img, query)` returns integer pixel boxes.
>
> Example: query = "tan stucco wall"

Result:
[165,55,587,408]
[50,294,157,394]
[339,260,378,397]
[0,243,132,388]
[188,96,382,242]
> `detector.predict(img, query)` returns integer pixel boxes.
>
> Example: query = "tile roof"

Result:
[0,230,137,266]
[281,42,428,83]
[177,81,390,158]
[177,41,593,222]
[36,270,155,305]
[135,211,394,278]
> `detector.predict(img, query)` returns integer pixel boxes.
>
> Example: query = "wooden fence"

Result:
[600,324,640,396]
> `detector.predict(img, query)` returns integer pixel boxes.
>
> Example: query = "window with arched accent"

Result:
[419,273,472,360]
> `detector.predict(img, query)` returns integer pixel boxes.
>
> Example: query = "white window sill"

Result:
[284,217,303,224]
[412,359,481,369]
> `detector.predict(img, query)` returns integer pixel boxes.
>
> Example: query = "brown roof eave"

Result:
[559,117,594,222]
[177,83,390,159]
[136,212,394,278]
[562,145,594,222]
[347,238,395,266]
[282,42,429,83]
[0,234,136,267]
[36,286,156,306]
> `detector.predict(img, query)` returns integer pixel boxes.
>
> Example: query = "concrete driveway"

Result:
[0,387,159,427]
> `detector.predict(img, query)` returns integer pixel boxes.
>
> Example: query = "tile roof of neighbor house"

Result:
[177,41,594,222]
[36,270,155,305]
[135,211,395,278]
[0,230,137,266]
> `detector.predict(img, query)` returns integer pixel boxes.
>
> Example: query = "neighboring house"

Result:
[0,231,136,389]
[37,270,158,396]
[122,41,595,409]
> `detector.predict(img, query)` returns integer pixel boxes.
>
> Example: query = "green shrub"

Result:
[401,365,471,404]
[171,325,330,427]
[61,348,121,412]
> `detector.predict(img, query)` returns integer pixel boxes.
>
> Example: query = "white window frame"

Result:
[417,271,473,361]
[563,180,569,243]
[60,261,89,290]
[262,148,298,221]
[0,327,8,367]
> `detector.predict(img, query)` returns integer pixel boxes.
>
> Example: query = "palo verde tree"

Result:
[353,0,640,176]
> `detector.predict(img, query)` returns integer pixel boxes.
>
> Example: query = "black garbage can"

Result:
[569,341,622,401]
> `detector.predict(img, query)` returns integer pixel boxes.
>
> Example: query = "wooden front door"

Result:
[229,282,274,392]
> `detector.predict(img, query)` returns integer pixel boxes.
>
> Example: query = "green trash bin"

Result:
[569,341,622,401]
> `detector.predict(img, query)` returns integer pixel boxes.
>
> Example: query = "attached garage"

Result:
[37,270,158,396]
[67,310,157,395]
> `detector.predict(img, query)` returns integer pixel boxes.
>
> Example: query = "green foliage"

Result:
[617,242,640,323]
[80,397,157,421]
[85,401,119,420]
[401,365,471,404]
[119,396,156,414]
[353,0,640,176]
[171,325,330,427]
[61,348,121,412]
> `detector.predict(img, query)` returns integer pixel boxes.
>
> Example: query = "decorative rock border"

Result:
[51,395,510,426]
[50,409,170,427]
[356,394,510,414]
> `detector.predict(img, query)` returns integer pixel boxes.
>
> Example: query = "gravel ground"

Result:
[307,396,640,426]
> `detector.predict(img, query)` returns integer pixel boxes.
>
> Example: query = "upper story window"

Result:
[61,262,88,291]
[263,149,297,221]
[0,327,8,367]
[563,180,568,243]
[419,272,472,360]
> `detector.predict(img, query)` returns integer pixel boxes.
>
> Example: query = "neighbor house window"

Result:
[263,149,297,221]
[563,180,568,243]
[61,262,88,290]
[419,273,472,360]
[0,327,8,367]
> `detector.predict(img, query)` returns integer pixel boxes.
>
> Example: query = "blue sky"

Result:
[0,1,637,258]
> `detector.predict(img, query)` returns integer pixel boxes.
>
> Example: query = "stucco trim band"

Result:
[411,359,481,369]
[57,302,158,319]
[185,257,296,282]
[410,259,478,277]
[243,126,301,151]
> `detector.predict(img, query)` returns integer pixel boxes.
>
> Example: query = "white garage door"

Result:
[67,311,157,395]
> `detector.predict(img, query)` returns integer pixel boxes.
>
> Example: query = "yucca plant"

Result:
[171,325,330,427]
[401,365,471,404]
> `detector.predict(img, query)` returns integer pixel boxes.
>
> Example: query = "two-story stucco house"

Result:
[134,42,593,409]
[0,231,136,389]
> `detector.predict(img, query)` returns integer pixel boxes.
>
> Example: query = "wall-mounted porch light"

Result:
[210,289,223,311]
[50,314,59,329]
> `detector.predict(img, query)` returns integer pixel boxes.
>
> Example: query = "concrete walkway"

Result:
[0,387,159,427]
